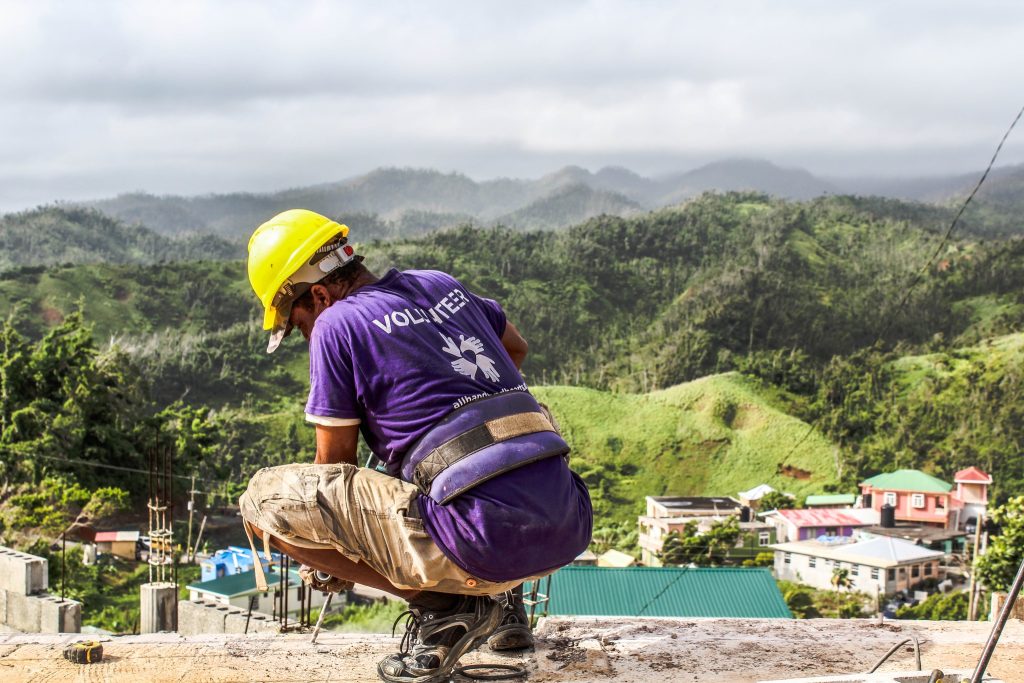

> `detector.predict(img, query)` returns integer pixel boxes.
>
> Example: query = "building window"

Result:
[851,564,859,576]
[809,557,816,568]
[887,569,895,580]
[911,494,925,509]
[925,563,933,576]
[871,568,880,580]
[784,553,791,564]
[759,532,771,546]
[912,565,920,578]
[884,492,897,507]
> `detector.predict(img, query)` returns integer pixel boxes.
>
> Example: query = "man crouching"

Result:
[239,210,593,682]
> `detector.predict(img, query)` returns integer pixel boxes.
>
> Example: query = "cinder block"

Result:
[5,591,42,632]
[0,547,47,595]
[203,604,230,633]
[177,600,205,636]
[38,594,81,633]
[225,608,275,634]
[140,582,177,634]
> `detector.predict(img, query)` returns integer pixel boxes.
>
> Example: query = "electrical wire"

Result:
[776,103,1024,469]
[882,103,1024,338]
[30,451,227,492]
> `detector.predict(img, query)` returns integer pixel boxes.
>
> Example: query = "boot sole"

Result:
[487,624,534,651]
[376,600,503,683]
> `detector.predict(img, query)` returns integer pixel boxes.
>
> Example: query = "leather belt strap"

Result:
[413,411,554,493]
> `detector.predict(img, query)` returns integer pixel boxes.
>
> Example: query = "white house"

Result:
[187,567,331,617]
[772,536,945,596]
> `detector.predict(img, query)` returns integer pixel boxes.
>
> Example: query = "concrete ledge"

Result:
[0,547,47,595]
[0,618,1022,682]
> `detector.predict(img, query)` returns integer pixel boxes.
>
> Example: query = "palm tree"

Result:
[831,567,852,592]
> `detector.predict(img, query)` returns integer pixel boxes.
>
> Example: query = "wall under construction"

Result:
[0,547,81,633]
[177,600,283,635]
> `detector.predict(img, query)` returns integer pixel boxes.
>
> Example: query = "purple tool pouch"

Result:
[400,391,569,504]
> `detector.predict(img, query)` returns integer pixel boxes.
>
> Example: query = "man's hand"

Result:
[298,564,354,593]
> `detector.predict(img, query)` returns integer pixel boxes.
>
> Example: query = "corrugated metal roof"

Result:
[529,567,791,619]
[775,509,866,527]
[94,531,140,542]
[861,470,952,493]
[804,494,857,506]
[772,537,944,568]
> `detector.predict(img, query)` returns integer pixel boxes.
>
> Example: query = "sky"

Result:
[2,0,1023,211]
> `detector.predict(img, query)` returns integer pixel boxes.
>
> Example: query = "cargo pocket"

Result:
[255,468,334,546]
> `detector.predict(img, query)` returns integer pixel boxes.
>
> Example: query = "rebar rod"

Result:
[970,552,1024,682]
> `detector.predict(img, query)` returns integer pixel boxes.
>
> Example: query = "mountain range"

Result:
[75,159,1024,241]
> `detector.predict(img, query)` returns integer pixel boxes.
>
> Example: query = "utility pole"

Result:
[185,474,196,563]
[968,515,984,621]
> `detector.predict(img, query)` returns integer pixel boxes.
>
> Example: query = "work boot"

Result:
[487,585,534,651]
[377,595,502,683]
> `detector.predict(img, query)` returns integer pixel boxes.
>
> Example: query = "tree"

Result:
[976,496,1024,592]
[658,517,741,566]
[831,567,852,592]
[759,490,798,511]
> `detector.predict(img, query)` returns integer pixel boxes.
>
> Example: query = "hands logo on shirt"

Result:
[439,333,501,382]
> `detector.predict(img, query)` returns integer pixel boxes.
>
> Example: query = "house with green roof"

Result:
[186,567,331,617]
[859,467,991,531]
[525,566,791,619]
[804,493,857,509]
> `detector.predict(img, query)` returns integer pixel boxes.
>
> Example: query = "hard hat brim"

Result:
[265,304,291,354]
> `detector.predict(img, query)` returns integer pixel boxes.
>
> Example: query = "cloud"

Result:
[1,0,1023,210]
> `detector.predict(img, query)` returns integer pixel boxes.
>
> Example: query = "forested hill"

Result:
[0,206,239,271]
[3,191,1024,528]
[4,193,1024,392]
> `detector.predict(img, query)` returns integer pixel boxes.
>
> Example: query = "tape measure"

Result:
[63,640,103,664]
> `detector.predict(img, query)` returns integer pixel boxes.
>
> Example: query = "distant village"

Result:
[0,465,998,633]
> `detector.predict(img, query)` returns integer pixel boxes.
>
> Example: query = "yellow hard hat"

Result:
[247,209,355,352]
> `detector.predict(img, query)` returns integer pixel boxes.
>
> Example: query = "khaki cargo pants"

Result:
[239,463,529,595]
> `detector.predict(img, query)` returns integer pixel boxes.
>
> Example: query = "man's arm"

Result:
[314,423,360,465]
[501,321,528,370]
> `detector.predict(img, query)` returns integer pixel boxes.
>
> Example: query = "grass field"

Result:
[534,372,841,527]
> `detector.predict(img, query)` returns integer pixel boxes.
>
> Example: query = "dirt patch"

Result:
[778,463,813,480]
[39,306,64,325]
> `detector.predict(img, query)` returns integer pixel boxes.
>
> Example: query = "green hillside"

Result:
[535,373,839,527]
[0,206,239,271]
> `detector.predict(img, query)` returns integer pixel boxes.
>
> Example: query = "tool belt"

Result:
[400,391,569,504]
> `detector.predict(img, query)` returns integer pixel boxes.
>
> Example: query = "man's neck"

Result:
[330,270,380,301]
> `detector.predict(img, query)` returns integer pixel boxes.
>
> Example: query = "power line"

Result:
[882,103,1024,338]
[777,103,1024,469]
[31,452,226,493]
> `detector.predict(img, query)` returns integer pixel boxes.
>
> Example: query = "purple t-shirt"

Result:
[305,269,592,581]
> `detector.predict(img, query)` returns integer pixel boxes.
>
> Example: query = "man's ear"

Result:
[309,283,333,314]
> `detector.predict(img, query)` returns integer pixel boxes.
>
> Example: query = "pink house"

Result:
[859,467,991,530]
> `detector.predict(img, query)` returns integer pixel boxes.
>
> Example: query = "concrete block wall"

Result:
[0,547,47,595]
[178,600,283,636]
[0,546,81,633]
